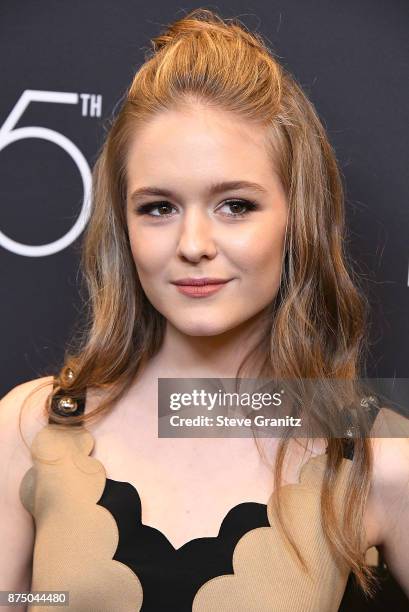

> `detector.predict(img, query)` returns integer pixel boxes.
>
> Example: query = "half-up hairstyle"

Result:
[26,8,377,595]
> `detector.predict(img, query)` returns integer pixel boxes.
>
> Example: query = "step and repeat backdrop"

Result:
[0,1,407,386]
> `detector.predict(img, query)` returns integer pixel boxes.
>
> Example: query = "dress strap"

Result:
[48,376,86,424]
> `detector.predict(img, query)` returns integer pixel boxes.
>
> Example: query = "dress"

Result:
[19,382,380,611]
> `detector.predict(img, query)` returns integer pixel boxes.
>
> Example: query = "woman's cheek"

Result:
[129,230,166,275]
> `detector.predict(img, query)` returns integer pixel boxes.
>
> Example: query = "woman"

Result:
[1,8,408,611]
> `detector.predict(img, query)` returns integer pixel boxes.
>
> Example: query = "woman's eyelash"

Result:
[135,199,258,218]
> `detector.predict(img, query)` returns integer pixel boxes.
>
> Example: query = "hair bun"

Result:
[151,9,241,52]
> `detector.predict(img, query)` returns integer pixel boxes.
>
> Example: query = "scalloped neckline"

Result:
[101,477,269,552]
[90,439,340,553]
[21,423,354,611]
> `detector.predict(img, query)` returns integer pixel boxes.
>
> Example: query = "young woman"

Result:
[1,8,408,611]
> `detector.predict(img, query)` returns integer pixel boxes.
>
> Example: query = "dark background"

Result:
[0,1,408,608]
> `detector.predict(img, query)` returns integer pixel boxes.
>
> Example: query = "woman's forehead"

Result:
[125,107,278,187]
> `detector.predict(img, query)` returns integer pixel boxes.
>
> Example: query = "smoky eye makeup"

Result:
[133,198,260,219]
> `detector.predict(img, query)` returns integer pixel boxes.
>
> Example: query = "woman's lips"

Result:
[174,281,231,297]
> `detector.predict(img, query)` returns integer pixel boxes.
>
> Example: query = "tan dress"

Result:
[19,417,358,612]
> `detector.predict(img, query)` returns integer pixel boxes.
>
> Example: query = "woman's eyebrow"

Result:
[129,180,268,202]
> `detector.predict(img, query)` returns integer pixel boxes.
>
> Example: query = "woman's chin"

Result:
[169,318,237,338]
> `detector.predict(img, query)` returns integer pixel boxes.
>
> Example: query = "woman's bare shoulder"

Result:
[370,406,409,491]
[0,376,55,466]
[366,409,409,595]
[364,407,409,547]
[0,377,55,591]
[370,410,409,500]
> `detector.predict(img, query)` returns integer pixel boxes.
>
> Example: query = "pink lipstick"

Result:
[172,277,232,298]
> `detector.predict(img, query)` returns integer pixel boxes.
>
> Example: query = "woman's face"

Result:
[125,105,288,336]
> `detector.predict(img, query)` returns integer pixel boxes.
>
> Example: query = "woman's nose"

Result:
[176,207,217,262]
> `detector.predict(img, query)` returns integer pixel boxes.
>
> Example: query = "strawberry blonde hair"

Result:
[27,8,377,595]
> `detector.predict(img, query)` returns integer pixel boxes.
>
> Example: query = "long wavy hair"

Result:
[26,8,377,595]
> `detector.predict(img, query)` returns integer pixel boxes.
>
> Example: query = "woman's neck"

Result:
[143,313,270,380]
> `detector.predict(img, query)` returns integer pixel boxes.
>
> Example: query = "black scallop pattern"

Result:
[56,381,380,611]
[97,478,269,611]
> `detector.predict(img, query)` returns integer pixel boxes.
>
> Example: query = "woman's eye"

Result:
[218,199,258,217]
[136,202,176,217]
